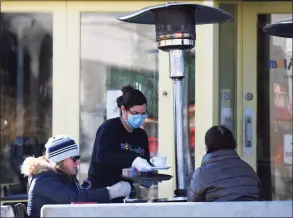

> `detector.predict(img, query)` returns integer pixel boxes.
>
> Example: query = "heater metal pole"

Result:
[169,50,185,191]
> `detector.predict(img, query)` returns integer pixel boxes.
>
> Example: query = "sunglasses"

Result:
[70,156,81,162]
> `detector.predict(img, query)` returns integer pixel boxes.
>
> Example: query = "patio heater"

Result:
[263,18,293,38]
[118,2,232,198]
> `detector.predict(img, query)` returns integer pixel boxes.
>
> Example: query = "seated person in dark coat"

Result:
[21,135,131,217]
[188,125,261,202]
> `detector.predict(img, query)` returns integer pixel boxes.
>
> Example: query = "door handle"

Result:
[244,116,252,148]
[243,108,254,156]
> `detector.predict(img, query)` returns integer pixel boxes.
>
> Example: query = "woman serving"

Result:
[87,85,153,202]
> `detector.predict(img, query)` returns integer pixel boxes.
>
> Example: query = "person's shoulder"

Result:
[189,167,205,187]
[239,158,258,174]
[191,167,203,178]
[99,117,121,130]
[35,171,59,182]
[30,171,59,193]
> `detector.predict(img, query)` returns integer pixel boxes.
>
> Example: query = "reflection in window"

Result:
[259,13,292,200]
[269,14,292,200]
[0,13,53,197]
[79,12,158,199]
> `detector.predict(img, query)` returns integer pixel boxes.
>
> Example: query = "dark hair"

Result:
[116,85,147,111]
[205,125,236,153]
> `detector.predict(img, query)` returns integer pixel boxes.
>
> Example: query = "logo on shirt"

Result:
[121,143,145,156]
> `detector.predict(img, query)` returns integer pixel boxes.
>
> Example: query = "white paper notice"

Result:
[221,108,233,130]
[284,134,292,165]
[106,90,122,119]
[221,108,232,121]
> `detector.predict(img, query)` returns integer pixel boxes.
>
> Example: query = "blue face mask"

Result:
[126,114,148,129]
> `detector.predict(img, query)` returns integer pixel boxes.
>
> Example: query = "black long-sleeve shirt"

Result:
[87,117,150,189]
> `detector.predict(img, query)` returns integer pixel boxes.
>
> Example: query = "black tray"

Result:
[122,173,172,182]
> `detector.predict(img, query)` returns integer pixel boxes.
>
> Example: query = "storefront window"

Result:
[268,14,292,200]
[257,13,292,200]
[79,12,158,198]
[0,13,53,197]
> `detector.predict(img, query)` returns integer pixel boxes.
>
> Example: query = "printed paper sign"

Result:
[106,90,122,119]
[284,134,292,165]
[221,108,232,130]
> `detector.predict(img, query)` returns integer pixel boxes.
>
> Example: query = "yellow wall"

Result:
[194,0,220,170]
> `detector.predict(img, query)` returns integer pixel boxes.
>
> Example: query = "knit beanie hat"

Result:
[45,135,79,163]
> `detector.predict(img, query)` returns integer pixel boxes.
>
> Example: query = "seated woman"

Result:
[188,125,261,202]
[21,135,131,217]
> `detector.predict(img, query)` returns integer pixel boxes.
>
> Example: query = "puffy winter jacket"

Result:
[21,156,110,217]
[188,149,261,202]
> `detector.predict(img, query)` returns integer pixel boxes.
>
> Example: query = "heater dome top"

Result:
[117,2,233,25]
[263,19,293,38]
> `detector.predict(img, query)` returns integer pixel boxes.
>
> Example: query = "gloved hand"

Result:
[132,157,152,172]
[107,181,131,200]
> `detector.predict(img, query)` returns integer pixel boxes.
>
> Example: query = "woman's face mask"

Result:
[123,105,148,129]
[126,113,148,129]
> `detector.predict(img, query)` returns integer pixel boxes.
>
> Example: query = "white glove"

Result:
[132,157,152,172]
[107,181,131,200]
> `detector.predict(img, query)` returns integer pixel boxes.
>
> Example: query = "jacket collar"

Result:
[21,156,56,177]
[21,156,76,180]
[201,149,239,166]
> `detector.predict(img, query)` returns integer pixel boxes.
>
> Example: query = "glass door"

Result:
[0,1,66,199]
[241,2,292,200]
[257,13,292,200]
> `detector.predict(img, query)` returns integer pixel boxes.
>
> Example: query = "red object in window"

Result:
[273,83,291,120]
[274,144,283,168]
[148,137,158,154]
[190,127,195,149]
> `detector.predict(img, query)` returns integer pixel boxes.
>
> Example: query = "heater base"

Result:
[174,189,187,197]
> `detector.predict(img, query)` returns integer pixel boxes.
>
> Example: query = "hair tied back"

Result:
[121,85,135,95]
